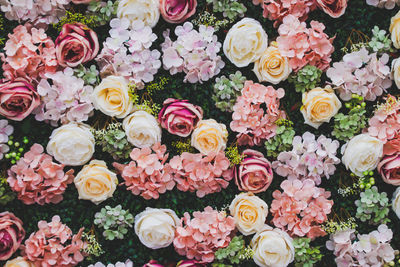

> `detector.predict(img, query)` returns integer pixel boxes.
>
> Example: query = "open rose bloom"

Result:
[159,0,197,23]
[0,212,25,261]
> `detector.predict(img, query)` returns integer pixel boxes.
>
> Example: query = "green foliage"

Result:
[355,186,391,225]
[92,123,133,160]
[213,236,254,266]
[94,205,134,241]
[288,65,322,93]
[171,139,196,154]
[135,100,162,116]
[0,176,15,205]
[265,119,295,158]
[74,65,100,85]
[225,144,244,166]
[206,0,247,21]
[87,0,118,26]
[82,231,105,259]
[146,77,170,96]
[322,217,357,235]
[191,11,230,31]
[0,14,4,46]
[53,11,98,31]
[368,26,394,54]
[212,71,246,112]
[293,238,323,267]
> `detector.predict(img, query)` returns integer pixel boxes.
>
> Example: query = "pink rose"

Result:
[383,136,400,155]
[177,260,205,267]
[0,79,40,121]
[234,149,273,193]
[159,0,197,23]
[158,98,203,137]
[71,0,98,4]
[0,212,25,261]
[315,0,347,18]
[143,260,164,267]
[55,23,99,68]
[378,153,400,186]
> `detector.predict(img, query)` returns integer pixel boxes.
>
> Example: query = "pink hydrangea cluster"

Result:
[230,81,286,146]
[366,0,400,9]
[169,151,233,198]
[173,206,235,263]
[270,179,333,239]
[272,132,340,185]
[0,23,58,84]
[276,15,334,72]
[7,143,75,205]
[0,0,70,25]
[161,22,225,84]
[327,47,392,101]
[0,119,13,160]
[34,68,94,126]
[22,215,85,267]
[367,95,400,142]
[326,225,396,267]
[113,143,175,200]
[96,19,161,89]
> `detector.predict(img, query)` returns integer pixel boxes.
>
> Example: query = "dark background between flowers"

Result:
[0,0,399,266]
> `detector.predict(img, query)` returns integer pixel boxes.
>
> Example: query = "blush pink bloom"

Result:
[113,143,175,200]
[0,78,40,121]
[55,23,99,68]
[0,212,25,261]
[71,0,98,4]
[173,206,235,263]
[22,215,85,267]
[176,259,205,267]
[158,98,203,137]
[235,149,273,193]
[315,0,347,18]
[143,260,165,267]
[378,153,400,186]
[383,135,400,155]
[159,0,197,23]
[7,143,75,205]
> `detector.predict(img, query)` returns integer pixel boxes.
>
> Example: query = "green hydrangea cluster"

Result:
[192,11,230,31]
[355,186,390,225]
[213,236,254,266]
[265,119,295,158]
[288,65,322,93]
[74,64,99,85]
[332,95,367,141]
[368,26,394,54]
[92,123,133,160]
[206,0,247,20]
[87,0,118,26]
[94,205,134,241]
[0,176,15,205]
[212,71,246,112]
[293,238,323,267]
[322,217,357,235]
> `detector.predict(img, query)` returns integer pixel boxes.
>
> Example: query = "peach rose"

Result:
[191,119,228,155]
[159,0,197,23]
[390,11,400,49]
[5,257,35,267]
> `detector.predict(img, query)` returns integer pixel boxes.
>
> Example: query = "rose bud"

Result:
[235,149,273,193]
[176,260,205,267]
[143,260,165,267]
[0,212,25,261]
[158,98,203,137]
[159,0,197,24]
[55,23,99,67]
[0,78,40,121]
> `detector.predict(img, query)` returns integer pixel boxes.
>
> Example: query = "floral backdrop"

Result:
[0,0,399,266]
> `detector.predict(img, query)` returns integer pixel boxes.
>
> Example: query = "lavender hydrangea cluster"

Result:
[272,132,340,185]
[326,47,392,101]
[96,18,161,89]
[34,68,94,126]
[161,22,225,84]
[0,120,13,160]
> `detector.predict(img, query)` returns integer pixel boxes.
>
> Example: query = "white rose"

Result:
[92,75,133,119]
[223,18,268,68]
[300,86,342,129]
[123,110,161,148]
[342,134,383,177]
[47,123,95,166]
[229,192,268,236]
[74,160,118,205]
[117,0,160,28]
[392,58,400,89]
[253,42,291,84]
[191,119,228,155]
[5,257,35,267]
[251,225,294,267]
[392,187,400,219]
[390,10,400,49]
[134,207,180,249]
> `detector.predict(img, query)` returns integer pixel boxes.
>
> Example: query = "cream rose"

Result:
[117,0,160,28]
[392,187,400,219]
[135,207,180,249]
[300,86,342,129]
[229,192,268,236]
[392,58,400,89]
[342,134,384,177]
[74,160,118,205]
[223,18,268,68]
[253,42,291,84]
[191,119,228,155]
[92,75,133,119]
[251,225,295,267]
[5,257,35,267]
[390,11,400,49]
[123,110,161,148]
[47,123,95,166]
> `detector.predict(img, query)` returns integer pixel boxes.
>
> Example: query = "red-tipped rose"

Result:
[316,0,347,18]
[0,212,25,261]
[159,0,197,23]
